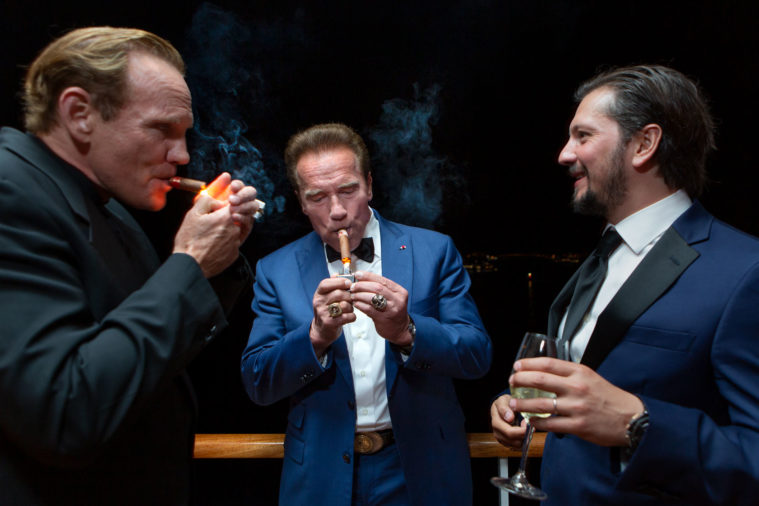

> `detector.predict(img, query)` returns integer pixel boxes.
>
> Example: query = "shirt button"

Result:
[359,370,366,377]
[360,408,368,416]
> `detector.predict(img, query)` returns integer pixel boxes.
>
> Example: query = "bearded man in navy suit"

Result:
[241,123,491,506]
[491,65,759,505]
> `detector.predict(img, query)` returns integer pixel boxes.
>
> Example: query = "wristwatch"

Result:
[399,318,415,354]
[624,408,649,454]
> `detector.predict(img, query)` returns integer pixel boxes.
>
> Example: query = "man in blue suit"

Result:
[491,65,759,504]
[241,123,491,505]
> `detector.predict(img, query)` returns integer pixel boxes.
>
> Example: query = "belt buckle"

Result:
[354,432,384,455]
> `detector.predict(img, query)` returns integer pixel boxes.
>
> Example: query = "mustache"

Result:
[568,164,587,178]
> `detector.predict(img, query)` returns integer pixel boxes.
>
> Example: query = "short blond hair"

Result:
[23,26,185,134]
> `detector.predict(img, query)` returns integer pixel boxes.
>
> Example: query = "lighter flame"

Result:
[171,176,264,219]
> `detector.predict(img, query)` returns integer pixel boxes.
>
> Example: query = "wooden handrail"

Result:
[193,432,545,459]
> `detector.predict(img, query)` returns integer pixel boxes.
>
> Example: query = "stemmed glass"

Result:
[490,332,566,501]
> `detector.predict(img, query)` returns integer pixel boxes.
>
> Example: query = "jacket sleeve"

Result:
[0,177,229,467]
[240,256,327,406]
[617,261,759,505]
[394,235,492,379]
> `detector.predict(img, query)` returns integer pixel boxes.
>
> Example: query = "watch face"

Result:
[626,411,649,448]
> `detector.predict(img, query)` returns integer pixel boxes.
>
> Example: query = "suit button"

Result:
[348,401,355,410]
[343,453,351,464]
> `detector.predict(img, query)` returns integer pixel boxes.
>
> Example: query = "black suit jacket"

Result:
[0,128,251,505]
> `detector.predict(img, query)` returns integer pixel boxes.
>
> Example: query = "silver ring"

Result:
[327,302,342,318]
[552,397,558,415]
[371,293,387,311]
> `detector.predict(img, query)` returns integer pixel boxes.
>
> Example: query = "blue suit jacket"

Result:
[543,202,759,505]
[241,213,491,505]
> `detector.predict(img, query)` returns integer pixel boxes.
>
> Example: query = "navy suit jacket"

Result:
[241,213,492,506]
[543,202,759,505]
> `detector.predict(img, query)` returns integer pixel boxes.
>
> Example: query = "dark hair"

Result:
[284,123,371,193]
[576,65,715,198]
[24,26,185,134]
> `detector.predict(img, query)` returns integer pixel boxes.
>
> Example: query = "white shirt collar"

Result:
[362,208,381,261]
[611,189,692,254]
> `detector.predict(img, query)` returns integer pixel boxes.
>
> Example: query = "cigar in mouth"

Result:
[337,229,354,281]
[169,177,265,219]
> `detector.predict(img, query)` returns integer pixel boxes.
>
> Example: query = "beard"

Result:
[572,142,628,218]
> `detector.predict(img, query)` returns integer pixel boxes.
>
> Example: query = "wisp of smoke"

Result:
[368,84,463,229]
[183,3,286,217]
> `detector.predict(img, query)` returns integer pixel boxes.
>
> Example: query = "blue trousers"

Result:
[351,442,410,506]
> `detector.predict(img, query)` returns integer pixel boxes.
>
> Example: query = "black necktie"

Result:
[325,237,374,263]
[562,228,623,341]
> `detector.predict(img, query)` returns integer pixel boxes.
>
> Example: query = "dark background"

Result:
[2,1,758,504]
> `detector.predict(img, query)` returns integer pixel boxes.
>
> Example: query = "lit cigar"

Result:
[169,177,265,219]
[169,177,206,193]
[337,229,354,282]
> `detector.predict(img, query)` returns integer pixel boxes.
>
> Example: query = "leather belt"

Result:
[354,429,394,455]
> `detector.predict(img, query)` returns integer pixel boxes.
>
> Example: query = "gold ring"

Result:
[552,397,558,415]
[327,302,342,318]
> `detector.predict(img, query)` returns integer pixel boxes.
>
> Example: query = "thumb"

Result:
[192,192,223,214]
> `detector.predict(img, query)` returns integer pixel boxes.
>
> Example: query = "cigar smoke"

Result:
[369,84,467,229]
[183,4,288,220]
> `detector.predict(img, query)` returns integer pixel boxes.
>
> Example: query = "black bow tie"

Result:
[326,237,374,263]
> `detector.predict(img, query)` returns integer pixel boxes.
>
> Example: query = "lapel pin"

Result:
[400,245,407,250]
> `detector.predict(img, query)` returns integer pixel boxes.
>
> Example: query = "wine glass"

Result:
[490,332,566,501]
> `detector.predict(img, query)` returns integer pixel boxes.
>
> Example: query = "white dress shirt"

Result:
[559,190,693,362]
[325,209,392,431]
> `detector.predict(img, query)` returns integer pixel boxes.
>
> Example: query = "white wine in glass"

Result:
[511,387,557,419]
[490,332,567,501]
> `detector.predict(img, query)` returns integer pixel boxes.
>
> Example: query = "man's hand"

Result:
[225,178,260,241]
[350,271,412,347]
[508,357,644,447]
[172,172,258,277]
[204,172,261,242]
[491,394,528,449]
[310,276,356,356]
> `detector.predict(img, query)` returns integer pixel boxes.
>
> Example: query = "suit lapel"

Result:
[580,227,699,370]
[296,233,330,304]
[376,215,412,396]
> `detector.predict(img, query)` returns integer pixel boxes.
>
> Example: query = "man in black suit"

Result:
[0,27,261,505]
